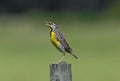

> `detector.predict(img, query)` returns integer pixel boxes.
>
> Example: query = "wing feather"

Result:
[54,29,72,53]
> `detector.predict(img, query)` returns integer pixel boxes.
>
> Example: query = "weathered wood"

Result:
[50,62,72,81]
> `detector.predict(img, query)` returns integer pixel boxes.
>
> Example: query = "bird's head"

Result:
[46,22,57,29]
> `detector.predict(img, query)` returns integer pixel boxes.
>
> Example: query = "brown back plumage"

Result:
[54,28,78,59]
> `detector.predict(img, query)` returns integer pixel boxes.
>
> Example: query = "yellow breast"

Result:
[50,32,59,48]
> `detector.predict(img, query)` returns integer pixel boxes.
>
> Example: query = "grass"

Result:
[0,14,120,81]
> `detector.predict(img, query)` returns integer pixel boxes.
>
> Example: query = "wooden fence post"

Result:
[50,62,72,81]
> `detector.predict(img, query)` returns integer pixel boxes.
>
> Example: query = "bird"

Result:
[46,22,78,63]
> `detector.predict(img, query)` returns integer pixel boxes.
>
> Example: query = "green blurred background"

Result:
[0,0,120,81]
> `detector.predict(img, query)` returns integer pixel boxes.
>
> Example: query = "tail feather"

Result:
[72,53,78,59]
[70,51,78,59]
[65,48,78,59]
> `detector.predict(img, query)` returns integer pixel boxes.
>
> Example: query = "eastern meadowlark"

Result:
[46,22,78,63]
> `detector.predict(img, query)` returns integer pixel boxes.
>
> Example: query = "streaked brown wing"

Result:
[54,29,72,52]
